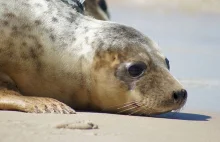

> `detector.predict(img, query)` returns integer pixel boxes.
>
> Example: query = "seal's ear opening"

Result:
[165,58,170,70]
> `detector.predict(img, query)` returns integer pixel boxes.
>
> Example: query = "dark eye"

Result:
[127,62,147,78]
[165,58,170,70]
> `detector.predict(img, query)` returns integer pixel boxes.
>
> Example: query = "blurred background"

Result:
[107,0,220,112]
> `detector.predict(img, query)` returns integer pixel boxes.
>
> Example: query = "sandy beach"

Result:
[1,0,220,142]
[0,111,220,142]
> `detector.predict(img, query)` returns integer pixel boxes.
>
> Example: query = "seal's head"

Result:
[89,23,187,116]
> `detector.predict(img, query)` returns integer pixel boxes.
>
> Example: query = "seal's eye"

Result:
[127,62,147,78]
[165,58,170,70]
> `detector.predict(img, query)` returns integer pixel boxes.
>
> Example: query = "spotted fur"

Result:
[0,0,186,115]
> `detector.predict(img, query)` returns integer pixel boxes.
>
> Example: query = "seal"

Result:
[0,0,187,116]
[84,0,110,20]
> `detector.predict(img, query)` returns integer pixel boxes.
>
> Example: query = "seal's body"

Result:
[0,0,187,115]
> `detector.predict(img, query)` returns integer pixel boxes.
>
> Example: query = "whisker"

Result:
[103,101,139,111]
[173,108,181,114]
[117,101,139,110]
[117,101,145,115]
[128,106,144,116]
[141,104,154,116]
[117,105,139,114]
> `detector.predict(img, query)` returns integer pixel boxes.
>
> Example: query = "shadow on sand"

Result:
[84,111,212,122]
[156,112,211,121]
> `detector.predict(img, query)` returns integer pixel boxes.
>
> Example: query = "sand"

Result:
[0,111,219,142]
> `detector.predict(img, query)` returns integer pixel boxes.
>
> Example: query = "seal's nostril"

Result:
[172,91,179,101]
[172,89,188,102]
[181,89,187,99]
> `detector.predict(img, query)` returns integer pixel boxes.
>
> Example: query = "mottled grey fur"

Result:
[0,0,186,115]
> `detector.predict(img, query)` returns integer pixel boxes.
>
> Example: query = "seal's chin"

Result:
[125,98,187,116]
[151,99,187,116]
[157,100,187,116]
[104,100,186,116]
[147,107,183,116]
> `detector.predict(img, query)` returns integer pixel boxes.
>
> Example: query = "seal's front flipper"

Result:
[0,89,75,114]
